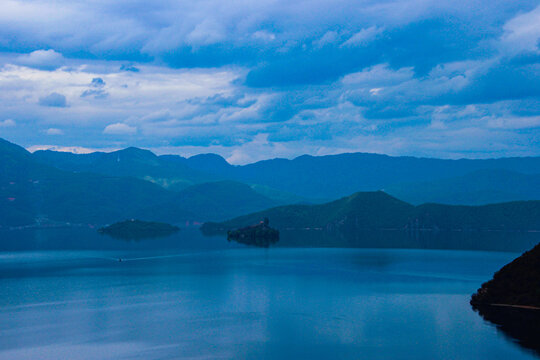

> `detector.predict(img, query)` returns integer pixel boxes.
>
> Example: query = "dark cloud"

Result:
[38,92,67,107]
[120,64,140,72]
[81,89,109,99]
[1,1,540,160]
[90,77,106,87]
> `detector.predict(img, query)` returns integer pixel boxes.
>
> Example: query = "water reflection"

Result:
[277,229,540,252]
[473,305,540,356]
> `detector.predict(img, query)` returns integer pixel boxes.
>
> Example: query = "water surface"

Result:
[0,228,537,359]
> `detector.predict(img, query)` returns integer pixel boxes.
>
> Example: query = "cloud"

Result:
[27,145,107,154]
[46,128,64,135]
[90,77,105,87]
[341,26,384,47]
[38,92,67,107]
[120,64,140,72]
[0,1,539,160]
[0,119,15,127]
[499,5,540,54]
[81,89,108,99]
[103,123,137,135]
[314,31,339,48]
[17,49,64,70]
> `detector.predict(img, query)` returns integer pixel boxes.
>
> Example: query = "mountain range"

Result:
[2,137,540,227]
[0,139,279,226]
[31,142,540,203]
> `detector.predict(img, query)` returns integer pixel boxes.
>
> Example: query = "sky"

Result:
[0,0,539,164]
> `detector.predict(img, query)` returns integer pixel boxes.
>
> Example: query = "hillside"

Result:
[471,242,540,308]
[202,191,540,233]
[1,139,175,225]
[31,144,540,203]
[33,147,219,191]
[385,170,540,205]
[1,139,279,226]
[227,153,540,199]
[137,181,278,223]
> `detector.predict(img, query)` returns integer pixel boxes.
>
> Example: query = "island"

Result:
[227,218,279,247]
[471,242,540,355]
[98,219,179,240]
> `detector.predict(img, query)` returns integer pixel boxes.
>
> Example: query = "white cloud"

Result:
[27,145,111,154]
[46,128,64,135]
[314,31,339,48]
[186,19,226,46]
[500,5,540,54]
[252,30,276,42]
[341,26,384,47]
[342,64,414,86]
[17,49,64,70]
[103,123,137,135]
[0,118,15,127]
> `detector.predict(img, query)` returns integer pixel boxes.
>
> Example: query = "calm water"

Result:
[0,228,538,359]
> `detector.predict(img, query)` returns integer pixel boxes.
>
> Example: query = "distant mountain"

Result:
[32,145,540,203]
[1,139,172,226]
[203,191,540,233]
[33,147,218,191]
[471,242,540,308]
[385,170,540,205]
[0,139,280,226]
[137,181,279,223]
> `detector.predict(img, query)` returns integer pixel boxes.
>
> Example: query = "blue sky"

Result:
[0,0,539,163]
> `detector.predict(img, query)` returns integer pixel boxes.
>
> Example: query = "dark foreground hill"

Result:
[471,243,540,308]
[202,191,540,233]
[470,243,540,355]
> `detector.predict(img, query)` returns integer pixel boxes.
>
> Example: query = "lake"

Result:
[0,228,538,359]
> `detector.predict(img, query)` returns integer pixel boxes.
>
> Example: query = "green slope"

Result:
[203,191,540,233]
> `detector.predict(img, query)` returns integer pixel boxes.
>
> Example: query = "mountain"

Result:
[1,139,279,226]
[137,181,278,223]
[471,242,540,308]
[225,153,540,199]
[33,147,218,191]
[202,191,540,233]
[32,146,540,203]
[384,170,540,205]
[1,139,173,226]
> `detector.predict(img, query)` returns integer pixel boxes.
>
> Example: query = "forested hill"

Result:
[202,191,540,233]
